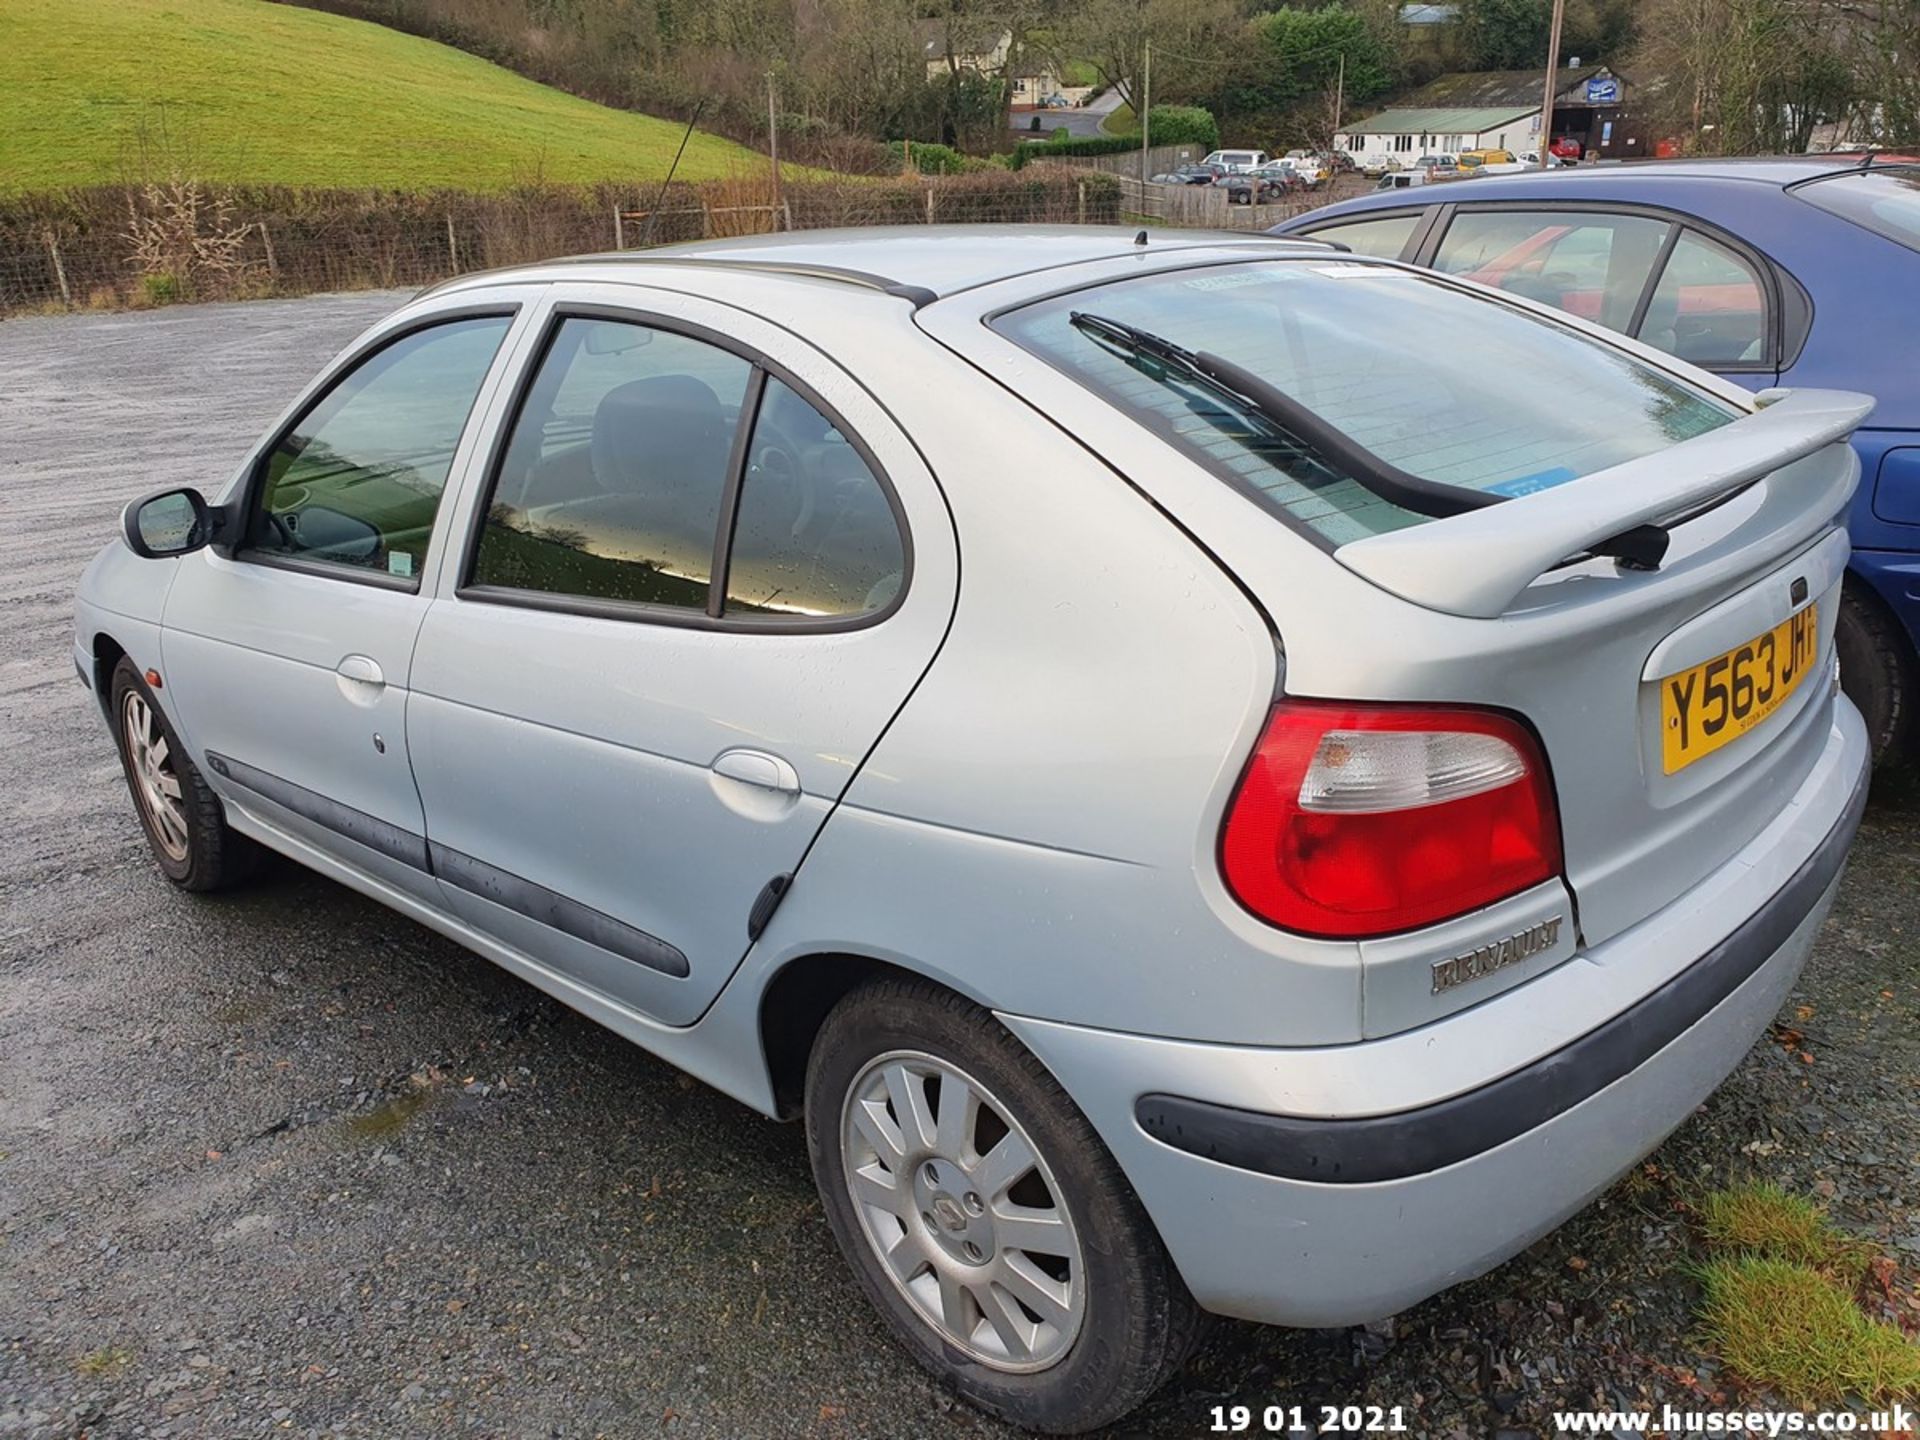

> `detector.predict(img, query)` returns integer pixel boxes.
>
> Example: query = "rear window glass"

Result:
[992,259,1740,546]
[1793,167,1920,253]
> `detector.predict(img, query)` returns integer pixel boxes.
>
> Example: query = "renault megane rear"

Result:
[78,228,1870,1432]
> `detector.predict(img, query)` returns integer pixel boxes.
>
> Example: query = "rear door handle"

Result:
[335,654,385,694]
[711,748,800,795]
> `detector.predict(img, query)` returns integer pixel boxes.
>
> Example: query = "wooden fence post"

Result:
[445,212,459,272]
[45,233,72,308]
[1077,180,1086,225]
[257,221,277,275]
[613,204,625,251]
[925,185,936,224]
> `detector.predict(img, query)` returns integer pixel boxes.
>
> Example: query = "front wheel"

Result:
[109,657,261,890]
[805,979,1203,1433]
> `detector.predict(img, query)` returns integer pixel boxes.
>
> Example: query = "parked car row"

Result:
[1151,150,1339,202]
[1274,154,1920,765]
[80,218,1878,1432]
[1351,138,1583,180]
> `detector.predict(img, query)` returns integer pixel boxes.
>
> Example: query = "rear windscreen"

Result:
[992,259,1741,546]
[1793,166,1920,254]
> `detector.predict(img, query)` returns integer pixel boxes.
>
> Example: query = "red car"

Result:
[1550,136,1583,163]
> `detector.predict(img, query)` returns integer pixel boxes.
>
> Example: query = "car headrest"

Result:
[591,375,729,495]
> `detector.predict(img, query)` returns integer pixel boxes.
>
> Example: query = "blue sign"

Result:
[1585,76,1620,104]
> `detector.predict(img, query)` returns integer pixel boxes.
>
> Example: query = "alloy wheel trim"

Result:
[122,690,190,863]
[839,1047,1086,1374]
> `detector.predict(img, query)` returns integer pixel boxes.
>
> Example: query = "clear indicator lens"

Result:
[1298,730,1528,814]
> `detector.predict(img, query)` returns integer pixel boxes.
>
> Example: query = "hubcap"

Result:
[121,691,189,862]
[840,1050,1085,1373]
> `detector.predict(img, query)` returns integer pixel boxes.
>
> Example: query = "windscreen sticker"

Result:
[1487,465,1579,498]
[1310,264,1395,277]
[1180,269,1294,291]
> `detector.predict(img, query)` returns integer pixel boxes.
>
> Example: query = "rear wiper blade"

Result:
[1068,310,1497,520]
[1067,311,1669,568]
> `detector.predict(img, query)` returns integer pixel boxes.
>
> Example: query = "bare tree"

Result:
[1629,0,1858,153]
[1050,0,1239,115]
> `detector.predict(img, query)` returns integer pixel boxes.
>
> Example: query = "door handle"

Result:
[711,748,800,795]
[334,655,386,706]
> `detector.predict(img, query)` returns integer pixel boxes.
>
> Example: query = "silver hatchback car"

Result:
[76,228,1871,1433]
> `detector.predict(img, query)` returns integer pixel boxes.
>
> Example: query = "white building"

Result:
[1336,65,1633,163]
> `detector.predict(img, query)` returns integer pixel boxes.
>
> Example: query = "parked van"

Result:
[1201,148,1268,173]
[1459,148,1527,174]
[1376,170,1429,190]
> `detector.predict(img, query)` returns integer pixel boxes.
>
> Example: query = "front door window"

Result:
[249,316,513,581]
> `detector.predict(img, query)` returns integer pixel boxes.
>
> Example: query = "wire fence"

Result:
[0,168,1348,316]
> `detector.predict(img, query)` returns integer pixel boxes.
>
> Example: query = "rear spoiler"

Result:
[1332,388,1875,619]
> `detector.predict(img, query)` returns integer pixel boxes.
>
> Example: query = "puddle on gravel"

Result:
[345,1087,435,1140]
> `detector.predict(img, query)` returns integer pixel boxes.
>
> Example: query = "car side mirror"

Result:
[121,486,221,559]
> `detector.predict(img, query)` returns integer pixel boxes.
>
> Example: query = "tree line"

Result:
[284,0,1917,159]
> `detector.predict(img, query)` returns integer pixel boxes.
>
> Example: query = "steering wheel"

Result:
[748,421,815,537]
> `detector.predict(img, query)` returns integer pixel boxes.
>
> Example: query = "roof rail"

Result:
[545,252,939,307]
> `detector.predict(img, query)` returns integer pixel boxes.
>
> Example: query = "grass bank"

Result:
[0,0,771,192]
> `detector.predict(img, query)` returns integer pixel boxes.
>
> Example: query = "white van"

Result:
[1201,148,1268,174]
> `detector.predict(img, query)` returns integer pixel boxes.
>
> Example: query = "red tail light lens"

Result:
[1220,701,1562,939]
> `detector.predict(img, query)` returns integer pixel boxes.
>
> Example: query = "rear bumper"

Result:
[1001,701,1868,1327]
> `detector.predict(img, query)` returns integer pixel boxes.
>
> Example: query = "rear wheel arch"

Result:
[757,952,997,1121]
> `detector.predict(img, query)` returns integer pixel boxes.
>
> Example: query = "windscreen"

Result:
[993,259,1741,545]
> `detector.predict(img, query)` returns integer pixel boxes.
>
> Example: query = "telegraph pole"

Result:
[1139,39,1152,185]
[1537,0,1565,169]
[766,71,783,212]
[1332,52,1345,151]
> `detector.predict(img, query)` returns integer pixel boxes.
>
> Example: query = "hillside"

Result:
[0,0,773,192]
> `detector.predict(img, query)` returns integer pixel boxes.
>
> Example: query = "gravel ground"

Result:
[2,293,1918,1440]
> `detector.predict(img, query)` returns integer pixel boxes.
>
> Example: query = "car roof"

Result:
[1294,155,1904,221]
[437,226,1342,306]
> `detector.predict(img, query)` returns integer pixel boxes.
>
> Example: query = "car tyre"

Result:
[805,978,1204,1434]
[1835,581,1915,768]
[109,657,262,890]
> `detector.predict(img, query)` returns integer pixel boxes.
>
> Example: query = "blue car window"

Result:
[1305,213,1422,260]
[1794,167,1920,254]
[1433,210,1670,333]
[1638,231,1768,368]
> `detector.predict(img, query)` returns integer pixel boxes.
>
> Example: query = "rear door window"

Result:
[723,378,906,619]
[992,259,1739,546]
[1637,230,1769,367]
[467,315,907,623]
[1433,209,1670,330]
[472,317,751,611]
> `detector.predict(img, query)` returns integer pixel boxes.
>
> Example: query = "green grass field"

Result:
[0,0,773,192]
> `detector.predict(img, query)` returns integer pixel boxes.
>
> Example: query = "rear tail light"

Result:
[1220,701,1562,939]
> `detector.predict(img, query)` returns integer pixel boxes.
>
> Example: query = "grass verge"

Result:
[1696,1256,1920,1406]
[1693,1182,1920,1406]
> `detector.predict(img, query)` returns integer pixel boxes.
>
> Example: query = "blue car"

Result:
[1272,157,1920,765]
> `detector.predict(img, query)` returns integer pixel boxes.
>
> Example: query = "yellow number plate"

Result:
[1660,603,1818,774]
